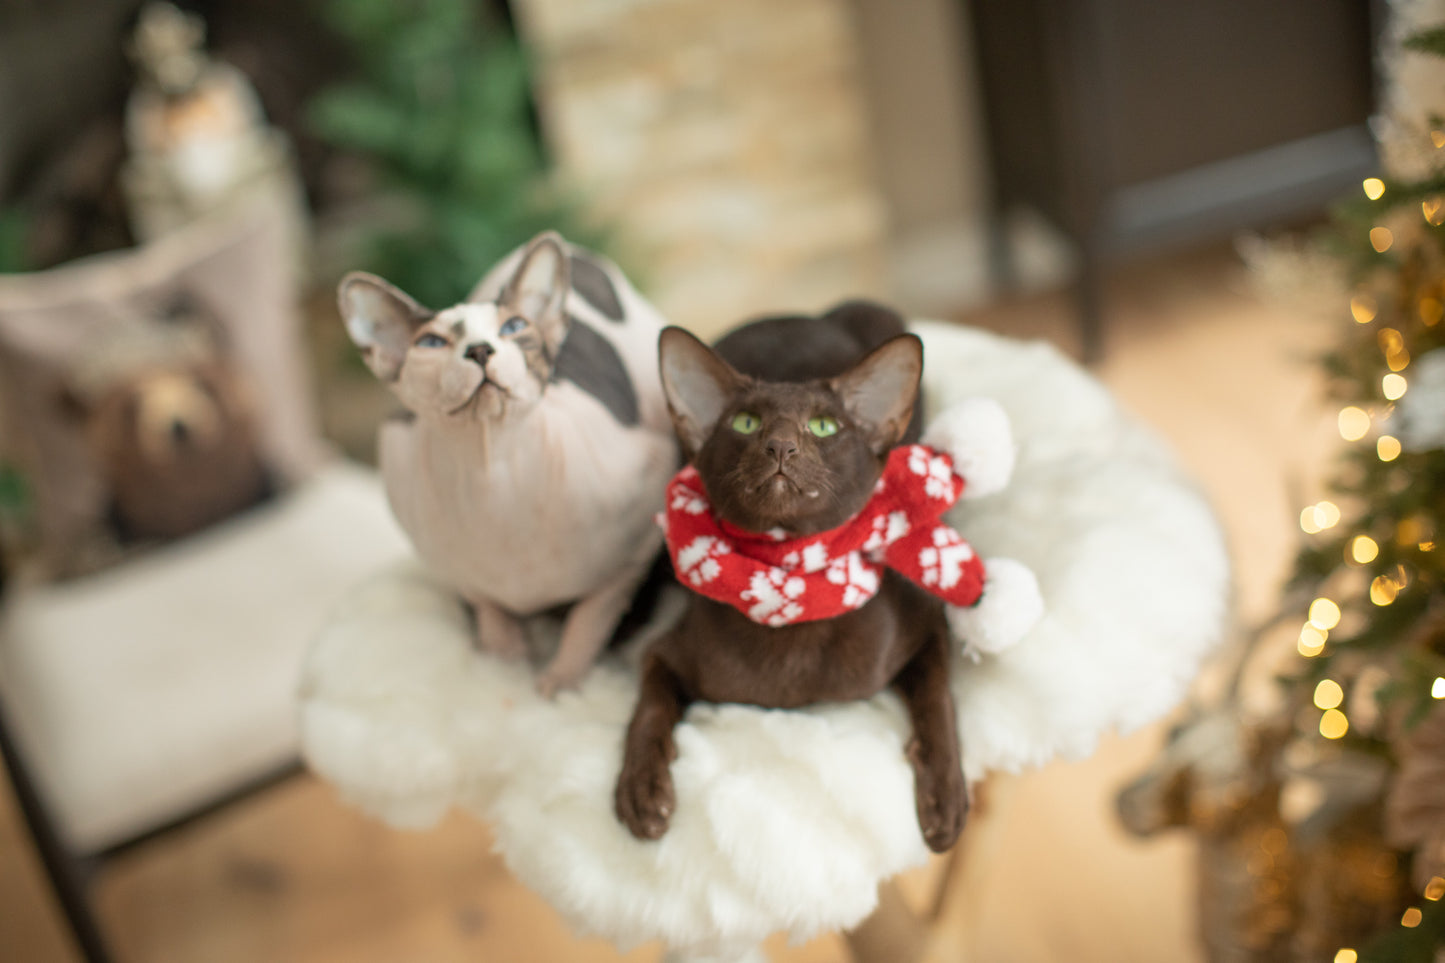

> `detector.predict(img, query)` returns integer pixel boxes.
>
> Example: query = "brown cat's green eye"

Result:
[808,415,839,437]
[731,411,761,434]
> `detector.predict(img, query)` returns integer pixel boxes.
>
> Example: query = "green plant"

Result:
[310,0,609,306]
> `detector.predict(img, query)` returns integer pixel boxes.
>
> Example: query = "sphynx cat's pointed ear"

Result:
[658,326,742,456]
[338,272,433,382]
[502,231,571,357]
[831,333,923,455]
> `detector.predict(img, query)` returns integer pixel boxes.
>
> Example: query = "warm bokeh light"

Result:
[1309,598,1342,630]
[1433,677,1445,699]
[1363,177,1386,200]
[1301,501,1343,533]
[1371,226,1394,252]
[1421,296,1445,324]
[1378,435,1402,461]
[1351,295,1378,323]
[1334,950,1358,963]
[1427,876,1445,900]
[1371,576,1399,606]
[1380,328,1412,370]
[1314,679,1344,710]
[1383,373,1408,399]
[1402,907,1423,928]
[1320,708,1349,739]
[1425,198,1445,225]
[1434,129,1445,148]
[1338,407,1371,441]
[1298,624,1327,657]
[1351,535,1380,563]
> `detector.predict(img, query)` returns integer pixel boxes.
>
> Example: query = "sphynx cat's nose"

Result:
[766,437,798,464]
[465,342,495,367]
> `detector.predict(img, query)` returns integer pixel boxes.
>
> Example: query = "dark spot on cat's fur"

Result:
[568,254,624,321]
[553,316,639,426]
[385,408,417,425]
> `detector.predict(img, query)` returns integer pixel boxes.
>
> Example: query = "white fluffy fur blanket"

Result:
[299,322,1229,960]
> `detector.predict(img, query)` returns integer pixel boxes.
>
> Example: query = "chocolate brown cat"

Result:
[614,302,967,853]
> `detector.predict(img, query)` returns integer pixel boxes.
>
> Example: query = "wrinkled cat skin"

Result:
[339,232,678,696]
[615,303,968,852]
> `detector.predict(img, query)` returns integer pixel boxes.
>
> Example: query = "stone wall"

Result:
[512,0,889,339]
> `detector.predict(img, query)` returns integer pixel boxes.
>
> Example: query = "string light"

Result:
[1351,535,1380,563]
[1298,624,1327,657]
[1425,197,1445,225]
[1383,373,1408,399]
[1320,708,1349,739]
[1380,327,1411,370]
[1301,501,1342,533]
[1402,907,1423,927]
[1378,435,1402,461]
[1314,679,1344,709]
[1309,598,1342,630]
[1371,575,1400,606]
[1364,178,1386,199]
[1371,227,1395,252]
[1338,406,1371,441]
[1351,295,1378,323]
[1427,876,1445,900]
[1433,677,1445,699]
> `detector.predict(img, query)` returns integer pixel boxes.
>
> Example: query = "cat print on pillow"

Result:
[339,231,678,696]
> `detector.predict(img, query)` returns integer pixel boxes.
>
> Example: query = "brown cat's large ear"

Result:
[338,272,433,382]
[501,231,571,357]
[658,326,744,456]
[831,333,923,455]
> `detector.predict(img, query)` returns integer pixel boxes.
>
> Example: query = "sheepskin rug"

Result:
[299,321,1230,960]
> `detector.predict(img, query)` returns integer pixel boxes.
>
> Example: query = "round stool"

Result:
[299,322,1230,962]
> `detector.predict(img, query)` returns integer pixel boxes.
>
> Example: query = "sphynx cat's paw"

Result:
[534,659,587,699]
[614,751,675,841]
[470,598,528,661]
[907,737,968,853]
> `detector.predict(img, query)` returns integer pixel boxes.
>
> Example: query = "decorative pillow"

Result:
[0,206,324,578]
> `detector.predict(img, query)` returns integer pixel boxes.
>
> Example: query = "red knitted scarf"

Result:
[661,444,986,626]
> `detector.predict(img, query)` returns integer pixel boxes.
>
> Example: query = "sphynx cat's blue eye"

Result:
[499,316,528,336]
[808,415,839,437]
[415,333,449,348]
[731,411,761,434]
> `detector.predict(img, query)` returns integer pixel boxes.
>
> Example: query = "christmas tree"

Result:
[308,0,610,307]
[1122,3,1445,960]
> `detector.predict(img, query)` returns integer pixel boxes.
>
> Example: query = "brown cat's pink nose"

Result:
[766,437,798,464]
[465,342,495,367]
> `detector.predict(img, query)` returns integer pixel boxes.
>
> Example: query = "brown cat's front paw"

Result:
[614,753,676,841]
[906,738,968,853]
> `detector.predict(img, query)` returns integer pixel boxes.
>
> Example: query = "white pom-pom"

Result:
[921,397,1015,498]
[947,557,1043,658]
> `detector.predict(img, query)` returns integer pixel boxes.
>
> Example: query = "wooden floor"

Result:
[0,243,1336,962]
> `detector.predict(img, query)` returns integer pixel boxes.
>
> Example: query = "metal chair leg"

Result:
[0,704,113,963]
